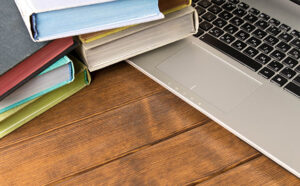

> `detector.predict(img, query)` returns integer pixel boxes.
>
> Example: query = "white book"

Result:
[78,7,198,72]
[14,0,164,42]
[15,0,115,13]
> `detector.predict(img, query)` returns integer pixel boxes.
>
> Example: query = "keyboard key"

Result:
[241,22,256,33]
[264,35,279,45]
[258,43,274,54]
[194,28,205,37]
[255,53,271,64]
[235,30,250,40]
[288,48,300,59]
[231,40,247,50]
[278,33,293,43]
[211,0,225,5]
[296,65,300,73]
[243,46,259,57]
[279,24,291,32]
[220,33,236,44]
[200,34,262,71]
[284,82,300,98]
[293,75,300,86]
[271,75,288,87]
[270,50,286,61]
[195,6,206,16]
[291,38,300,49]
[244,14,258,23]
[282,57,298,68]
[208,4,222,14]
[224,24,238,34]
[209,27,224,37]
[219,11,233,20]
[291,30,300,38]
[222,2,236,11]
[258,67,275,79]
[212,18,227,28]
[248,8,260,15]
[269,18,280,26]
[199,21,213,31]
[268,61,284,72]
[276,42,291,52]
[252,29,267,39]
[238,2,249,10]
[255,20,269,30]
[228,0,239,4]
[229,16,244,26]
[280,67,296,79]
[259,13,270,20]
[246,36,261,47]
[202,12,217,22]
[198,0,212,8]
[232,8,247,17]
[266,26,281,36]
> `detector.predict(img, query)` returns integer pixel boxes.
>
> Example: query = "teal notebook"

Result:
[0,56,74,114]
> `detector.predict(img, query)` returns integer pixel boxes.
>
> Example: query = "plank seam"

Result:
[185,153,262,186]
[46,119,212,185]
[0,89,166,151]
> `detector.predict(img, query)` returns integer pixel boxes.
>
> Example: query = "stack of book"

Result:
[0,0,197,138]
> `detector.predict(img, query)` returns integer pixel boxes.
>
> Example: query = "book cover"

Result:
[79,7,198,71]
[0,56,75,114]
[15,0,163,41]
[79,0,191,43]
[0,0,76,101]
[0,58,91,138]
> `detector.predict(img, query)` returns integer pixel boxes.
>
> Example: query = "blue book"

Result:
[15,0,164,41]
[0,56,75,114]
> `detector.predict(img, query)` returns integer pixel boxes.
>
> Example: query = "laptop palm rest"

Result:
[157,44,261,113]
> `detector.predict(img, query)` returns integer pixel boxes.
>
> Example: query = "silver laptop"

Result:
[128,0,300,178]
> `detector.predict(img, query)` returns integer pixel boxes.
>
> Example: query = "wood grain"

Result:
[0,91,209,185]
[198,156,300,185]
[54,122,259,186]
[0,63,297,185]
[0,63,164,148]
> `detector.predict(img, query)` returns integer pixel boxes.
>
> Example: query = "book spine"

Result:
[0,64,90,138]
[14,0,36,41]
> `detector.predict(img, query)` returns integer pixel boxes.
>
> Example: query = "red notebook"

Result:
[0,37,77,100]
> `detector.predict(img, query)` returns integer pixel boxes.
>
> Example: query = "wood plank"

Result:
[0,62,164,148]
[53,122,260,186]
[197,156,300,185]
[0,91,209,185]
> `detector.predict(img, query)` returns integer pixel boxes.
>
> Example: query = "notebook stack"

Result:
[0,0,197,138]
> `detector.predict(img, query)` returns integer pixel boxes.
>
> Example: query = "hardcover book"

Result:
[0,56,75,114]
[0,58,91,138]
[0,0,76,101]
[15,0,164,41]
[78,7,198,71]
[79,0,191,43]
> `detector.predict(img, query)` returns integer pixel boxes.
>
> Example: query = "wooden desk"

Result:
[0,62,298,185]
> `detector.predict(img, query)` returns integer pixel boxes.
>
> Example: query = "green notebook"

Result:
[0,57,91,138]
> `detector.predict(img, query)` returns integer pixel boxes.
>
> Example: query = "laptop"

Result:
[127,0,300,178]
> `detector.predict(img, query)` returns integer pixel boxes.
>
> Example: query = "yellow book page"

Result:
[79,0,191,44]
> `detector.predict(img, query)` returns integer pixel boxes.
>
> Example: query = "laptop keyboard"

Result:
[192,0,300,98]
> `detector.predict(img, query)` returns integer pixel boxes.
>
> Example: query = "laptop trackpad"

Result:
[157,45,261,113]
